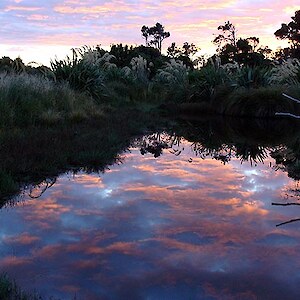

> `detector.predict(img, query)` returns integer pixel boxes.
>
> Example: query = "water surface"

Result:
[1,132,300,299]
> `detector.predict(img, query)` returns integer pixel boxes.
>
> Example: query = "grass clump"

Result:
[218,86,294,117]
[0,73,103,127]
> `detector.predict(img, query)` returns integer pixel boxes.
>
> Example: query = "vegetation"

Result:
[1,13,300,298]
[0,108,169,201]
[141,22,170,52]
[274,10,300,59]
[0,10,300,198]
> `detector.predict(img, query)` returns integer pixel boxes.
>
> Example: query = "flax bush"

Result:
[189,58,231,102]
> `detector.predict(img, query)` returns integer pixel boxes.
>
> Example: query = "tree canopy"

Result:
[141,23,170,52]
[274,10,300,58]
[213,21,269,65]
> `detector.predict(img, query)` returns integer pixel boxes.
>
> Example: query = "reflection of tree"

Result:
[28,177,56,199]
[136,132,273,167]
[272,181,300,227]
[270,145,300,180]
[275,218,300,227]
[235,144,269,166]
[139,133,169,158]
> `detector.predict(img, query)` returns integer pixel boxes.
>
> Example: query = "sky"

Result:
[0,0,299,66]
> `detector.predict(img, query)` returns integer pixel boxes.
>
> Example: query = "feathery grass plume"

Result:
[269,58,300,85]
[129,55,150,84]
[156,59,189,85]
[83,51,117,71]
[50,46,108,101]
[154,59,189,102]
[108,55,152,102]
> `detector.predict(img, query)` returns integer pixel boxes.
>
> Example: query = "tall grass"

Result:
[0,73,103,127]
[219,86,295,117]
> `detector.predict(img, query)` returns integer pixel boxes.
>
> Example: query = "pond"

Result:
[1,120,300,299]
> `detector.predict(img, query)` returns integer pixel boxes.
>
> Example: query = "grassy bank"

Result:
[1,49,300,127]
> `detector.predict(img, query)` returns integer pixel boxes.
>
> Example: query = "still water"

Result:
[1,131,300,299]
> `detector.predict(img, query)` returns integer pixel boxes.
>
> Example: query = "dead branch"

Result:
[283,93,300,104]
[276,218,300,227]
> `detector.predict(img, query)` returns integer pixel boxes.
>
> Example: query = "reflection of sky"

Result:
[1,140,300,299]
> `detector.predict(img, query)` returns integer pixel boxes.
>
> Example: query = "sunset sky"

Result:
[1,0,299,65]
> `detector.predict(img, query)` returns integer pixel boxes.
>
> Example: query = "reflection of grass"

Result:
[0,273,40,300]
[0,108,166,202]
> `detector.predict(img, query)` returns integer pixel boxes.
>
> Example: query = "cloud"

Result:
[0,0,299,64]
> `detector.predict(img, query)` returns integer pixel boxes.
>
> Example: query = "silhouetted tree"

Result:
[182,42,198,57]
[167,42,180,58]
[141,25,150,46]
[213,21,269,65]
[213,21,237,52]
[141,23,170,52]
[274,10,300,58]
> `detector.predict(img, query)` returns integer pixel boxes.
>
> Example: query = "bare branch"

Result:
[272,202,300,206]
[275,112,300,119]
[276,218,300,227]
[282,93,300,104]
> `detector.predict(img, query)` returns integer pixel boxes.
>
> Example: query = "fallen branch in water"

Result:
[282,93,300,104]
[275,112,300,119]
[276,218,300,227]
[275,94,300,119]
[272,202,300,206]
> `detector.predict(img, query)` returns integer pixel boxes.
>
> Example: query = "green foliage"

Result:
[219,87,295,117]
[0,73,102,127]
[188,58,231,101]
[50,47,110,101]
[274,10,300,59]
[234,65,271,88]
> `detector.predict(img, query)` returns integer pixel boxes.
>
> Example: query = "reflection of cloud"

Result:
[4,232,40,245]
[0,142,300,298]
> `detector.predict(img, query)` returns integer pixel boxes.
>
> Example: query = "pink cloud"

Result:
[5,5,41,12]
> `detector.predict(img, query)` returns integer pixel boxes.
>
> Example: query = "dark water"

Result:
[2,129,300,299]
